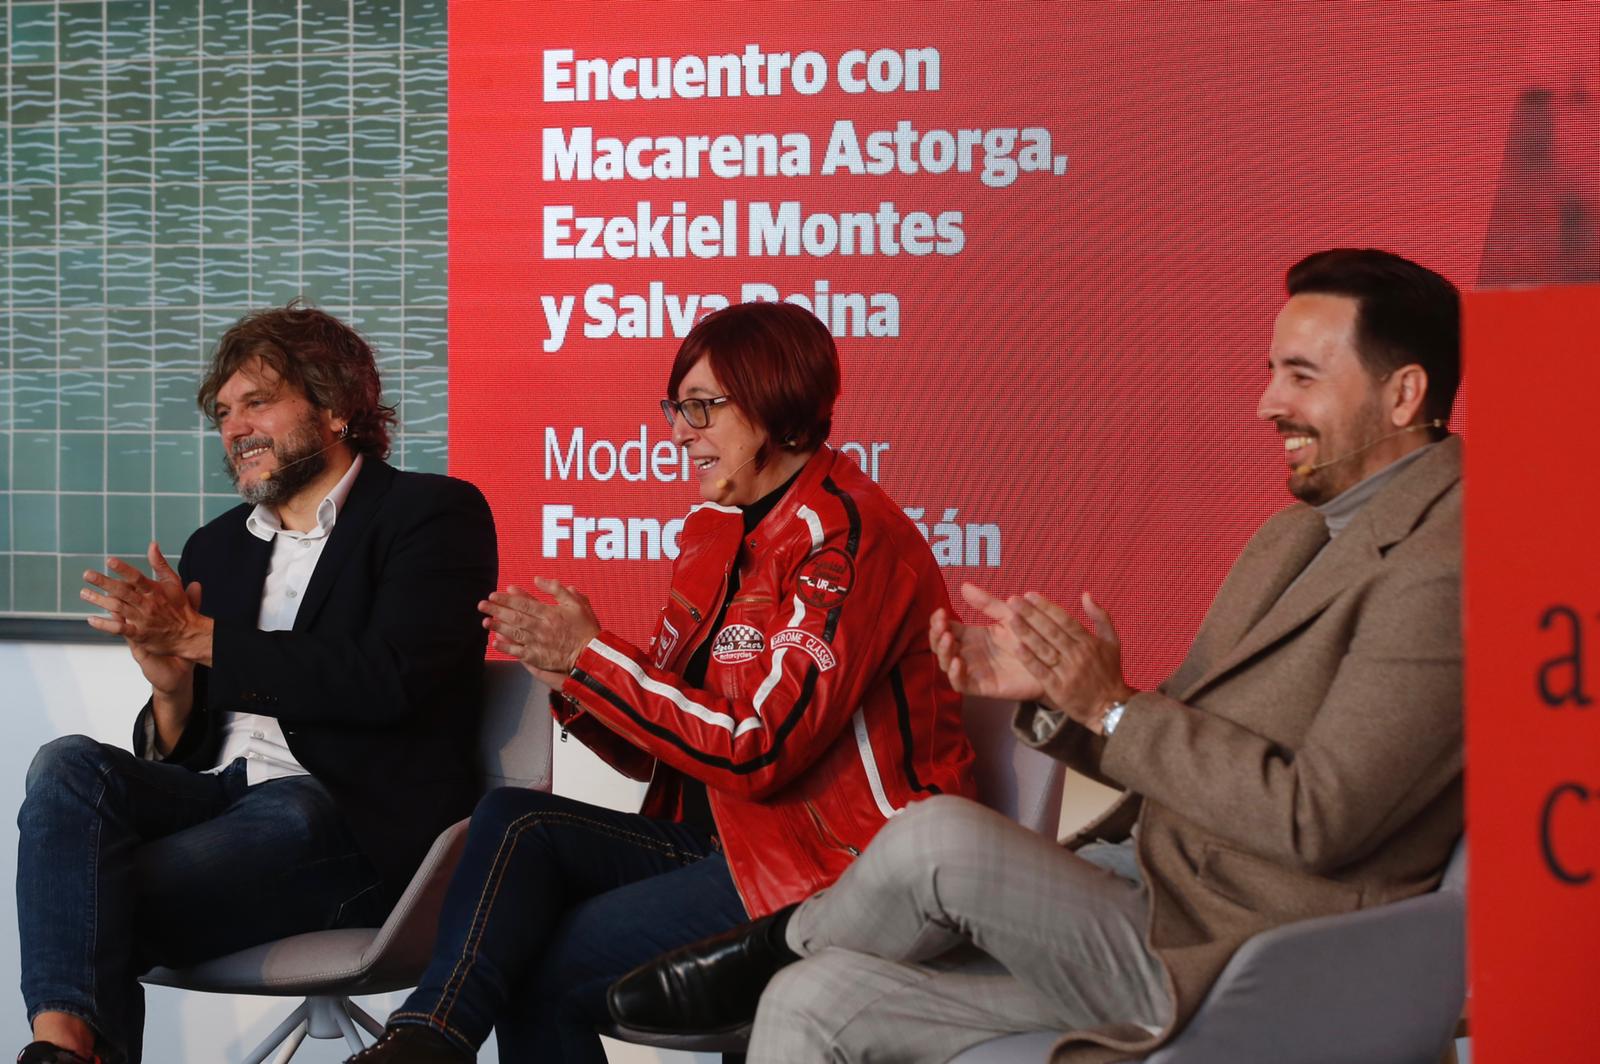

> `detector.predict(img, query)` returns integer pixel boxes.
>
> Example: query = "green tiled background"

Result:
[1,0,448,621]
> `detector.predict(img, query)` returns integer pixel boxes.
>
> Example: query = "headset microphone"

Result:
[1292,419,1444,477]
[715,454,759,491]
[256,426,350,482]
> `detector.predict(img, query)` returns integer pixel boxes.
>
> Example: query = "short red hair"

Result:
[668,301,841,467]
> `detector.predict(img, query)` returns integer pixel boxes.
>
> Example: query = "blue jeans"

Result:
[389,788,748,1064]
[16,735,386,1064]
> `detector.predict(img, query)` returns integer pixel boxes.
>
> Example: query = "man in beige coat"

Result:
[605,248,1464,1063]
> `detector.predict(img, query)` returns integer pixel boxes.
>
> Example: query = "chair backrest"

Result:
[477,661,555,792]
[1140,834,1468,1064]
[961,695,1067,837]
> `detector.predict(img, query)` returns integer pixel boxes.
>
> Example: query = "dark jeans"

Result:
[16,735,386,1064]
[389,788,748,1064]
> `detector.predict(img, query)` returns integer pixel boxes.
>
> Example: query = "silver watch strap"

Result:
[1101,699,1130,736]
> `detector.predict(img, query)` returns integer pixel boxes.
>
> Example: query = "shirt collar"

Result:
[1315,441,1435,538]
[245,453,364,542]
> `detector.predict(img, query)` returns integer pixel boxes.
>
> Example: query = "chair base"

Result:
[241,995,384,1064]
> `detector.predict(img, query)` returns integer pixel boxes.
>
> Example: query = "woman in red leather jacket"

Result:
[351,301,975,1064]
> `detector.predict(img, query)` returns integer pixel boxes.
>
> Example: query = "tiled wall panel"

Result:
[1,0,447,619]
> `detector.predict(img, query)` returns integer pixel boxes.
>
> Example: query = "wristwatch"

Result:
[1100,697,1131,736]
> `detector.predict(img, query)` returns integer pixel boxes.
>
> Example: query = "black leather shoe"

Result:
[607,903,800,1033]
[343,1024,470,1063]
[16,1044,100,1064]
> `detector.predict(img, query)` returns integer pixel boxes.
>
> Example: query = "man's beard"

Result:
[1284,392,1388,506]
[225,417,330,506]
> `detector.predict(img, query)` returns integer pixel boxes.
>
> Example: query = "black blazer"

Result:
[133,459,498,899]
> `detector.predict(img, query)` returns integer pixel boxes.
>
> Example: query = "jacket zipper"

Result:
[666,562,732,671]
[639,562,735,844]
[669,588,704,622]
[804,799,861,857]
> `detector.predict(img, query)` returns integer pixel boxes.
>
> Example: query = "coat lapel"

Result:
[293,459,395,631]
[1165,509,1327,699]
[1173,436,1462,703]
[200,520,273,626]
[1178,520,1373,699]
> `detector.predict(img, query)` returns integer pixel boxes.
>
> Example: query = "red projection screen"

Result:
[448,2,1597,687]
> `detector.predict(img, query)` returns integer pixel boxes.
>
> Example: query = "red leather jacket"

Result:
[557,447,977,916]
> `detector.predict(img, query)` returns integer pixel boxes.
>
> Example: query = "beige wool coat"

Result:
[1016,437,1464,1063]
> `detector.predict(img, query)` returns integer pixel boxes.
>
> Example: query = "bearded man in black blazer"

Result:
[14,304,497,1064]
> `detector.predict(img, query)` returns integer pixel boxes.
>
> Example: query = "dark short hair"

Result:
[1286,248,1461,437]
[197,300,396,459]
[667,301,841,466]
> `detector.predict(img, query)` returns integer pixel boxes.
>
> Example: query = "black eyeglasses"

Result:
[660,395,731,429]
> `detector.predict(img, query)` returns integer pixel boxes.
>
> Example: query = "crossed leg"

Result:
[752,795,1169,1063]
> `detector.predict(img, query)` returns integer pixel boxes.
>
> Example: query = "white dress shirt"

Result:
[207,454,365,784]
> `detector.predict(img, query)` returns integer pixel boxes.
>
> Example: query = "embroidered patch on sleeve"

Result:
[796,547,855,609]
[654,617,680,668]
[772,628,838,671]
[711,623,766,664]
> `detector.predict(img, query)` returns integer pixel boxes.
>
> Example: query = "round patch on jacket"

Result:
[711,623,766,664]
[796,547,855,609]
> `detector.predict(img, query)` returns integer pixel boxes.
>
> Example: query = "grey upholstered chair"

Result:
[141,662,553,1063]
[603,694,1068,1060]
[948,837,1470,1064]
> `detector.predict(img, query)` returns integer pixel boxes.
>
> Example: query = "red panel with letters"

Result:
[1465,285,1600,1061]
[449,0,1596,690]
